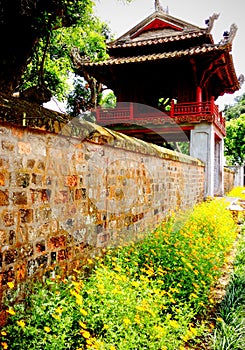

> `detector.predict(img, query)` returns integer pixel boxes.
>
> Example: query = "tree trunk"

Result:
[0,1,42,93]
[0,0,65,93]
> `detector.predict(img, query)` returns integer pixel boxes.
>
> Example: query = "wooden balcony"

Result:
[95,100,226,136]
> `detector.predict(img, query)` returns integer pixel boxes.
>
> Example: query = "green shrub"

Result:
[1,199,237,349]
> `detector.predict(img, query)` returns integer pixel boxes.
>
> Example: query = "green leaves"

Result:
[1,198,238,349]
[225,114,245,165]
[20,1,111,105]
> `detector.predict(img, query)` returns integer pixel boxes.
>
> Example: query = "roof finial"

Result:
[205,13,219,33]
[155,0,164,12]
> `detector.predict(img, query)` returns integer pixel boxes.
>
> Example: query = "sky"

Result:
[93,0,245,110]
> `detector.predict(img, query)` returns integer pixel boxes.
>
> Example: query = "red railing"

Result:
[95,100,226,135]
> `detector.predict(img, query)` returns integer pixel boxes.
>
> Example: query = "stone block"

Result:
[35,240,46,254]
[9,230,15,245]
[27,159,35,169]
[31,174,43,186]
[16,263,26,281]
[2,212,14,227]
[57,249,68,261]
[13,192,27,205]
[1,140,14,152]
[65,175,78,187]
[48,235,66,250]
[0,173,5,186]
[16,173,30,188]
[19,209,33,223]
[0,231,7,248]
[18,142,31,155]
[55,191,68,204]
[0,190,9,206]
[1,267,14,285]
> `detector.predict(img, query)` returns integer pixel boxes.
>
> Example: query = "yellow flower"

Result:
[86,338,94,345]
[1,342,8,349]
[44,326,51,333]
[7,282,14,289]
[75,296,83,306]
[182,334,189,342]
[190,293,198,299]
[80,308,88,316]
[189,327,197,336]
[134,314,141,325]
[123,318,131,326]
[17,320,25,328]
[6,309,15,315]
[110,347,116,350]
[131,281,140,288]
[169,320,179,329]
[55,307,63,314]
[216,317,223,322]
[1,331,7,336]
[79,321,87,329]
[80,330,90,339]
[51,314,60,320]
[114,266,121,272]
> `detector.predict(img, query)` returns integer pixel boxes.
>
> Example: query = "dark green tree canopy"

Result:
[223,93,245,121]
[224,93,245,165]
[0,0,98,93]
[225,114,245,165]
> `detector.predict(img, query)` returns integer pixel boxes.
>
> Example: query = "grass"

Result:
[0,197,239,350]
[207,223,245,350]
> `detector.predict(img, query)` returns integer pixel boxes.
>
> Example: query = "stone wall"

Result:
[0,120,204,314]
[224,167,235,194]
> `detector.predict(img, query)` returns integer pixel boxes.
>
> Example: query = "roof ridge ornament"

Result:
[205,13,220,33]
[220,23,238,45]
[155,0,169,13]
[238,74,244,88]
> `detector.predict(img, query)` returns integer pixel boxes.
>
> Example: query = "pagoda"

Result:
[74,1,243,196]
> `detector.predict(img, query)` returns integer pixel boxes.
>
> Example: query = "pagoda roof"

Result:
[73,6,242,99]
[109,9,210,48]
[81,43,230,67]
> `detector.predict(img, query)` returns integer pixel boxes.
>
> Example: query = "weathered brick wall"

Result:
[0,120,204,313]
[224,167,235,194]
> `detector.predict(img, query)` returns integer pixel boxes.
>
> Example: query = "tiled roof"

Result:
[81,43,230,67]
[113,10,204,45]
[108,31,207,49]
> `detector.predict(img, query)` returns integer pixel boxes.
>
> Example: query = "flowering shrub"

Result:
[227,186,245,199]
[1,199,237,349]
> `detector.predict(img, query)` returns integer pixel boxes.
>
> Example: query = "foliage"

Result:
[1,199,237,349]
[224,93,245,121]
[158,97,171,111]
[0,0,95,92]
[100,91,117,108]
[227,186,245,200]
[208,224,245,349]
[224,114,245,165]
[20,12,111,103]
[66,77,92,117]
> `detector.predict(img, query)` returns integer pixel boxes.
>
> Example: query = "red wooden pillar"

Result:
[196,86,202,112]
[210,96,214,114]
[196,86,202,103]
